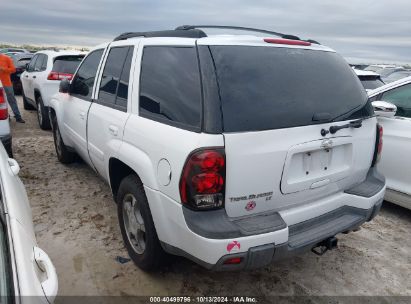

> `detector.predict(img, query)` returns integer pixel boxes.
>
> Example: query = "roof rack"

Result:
[113,25,320,45]
[175,25,301,41]
[113,29,207,41]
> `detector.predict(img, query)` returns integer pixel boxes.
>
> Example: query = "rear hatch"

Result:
[200,44,376,218]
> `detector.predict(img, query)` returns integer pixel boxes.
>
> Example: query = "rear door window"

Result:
[27,55,38,72]
[40,55,48,71]
[139,46,202,131]
[199,46,371,132]
[33,54,44,72]
[98,46,133,110]
[52,56,84,74]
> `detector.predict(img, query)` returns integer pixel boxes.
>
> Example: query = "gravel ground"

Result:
[10,97,411,301]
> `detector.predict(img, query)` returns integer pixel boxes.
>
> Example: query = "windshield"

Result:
[202,45,371,132]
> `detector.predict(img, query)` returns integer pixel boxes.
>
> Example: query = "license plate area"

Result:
[281,139,353,194]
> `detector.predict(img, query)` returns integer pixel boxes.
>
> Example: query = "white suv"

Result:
[21,50,85,130]
[49,26,386,271]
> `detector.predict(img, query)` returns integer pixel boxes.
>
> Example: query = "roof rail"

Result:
[175,25,301,41]
[113,29,207,41]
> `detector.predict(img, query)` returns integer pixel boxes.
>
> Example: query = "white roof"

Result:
[368,76,411,97]
[35,50,87,58]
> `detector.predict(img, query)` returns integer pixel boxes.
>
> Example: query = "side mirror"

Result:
[59,79,70,94]
[372,101,397,118]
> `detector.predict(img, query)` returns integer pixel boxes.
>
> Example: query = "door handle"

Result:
[25,75,29,78]
[108,125,119,136]
[33,247,58,303]
[79,111,86,120]
[33,76,36,79]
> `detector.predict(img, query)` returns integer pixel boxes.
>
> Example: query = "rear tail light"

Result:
[372,124,383,167]
[47,71,73,81]
[264,38,311,46]
[179,148,225,210]
[0,88,8,120]
[223,257,243,265]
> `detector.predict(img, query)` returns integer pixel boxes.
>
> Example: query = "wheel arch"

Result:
[108,154,158,200]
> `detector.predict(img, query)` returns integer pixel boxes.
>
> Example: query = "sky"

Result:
[1,0,410,64]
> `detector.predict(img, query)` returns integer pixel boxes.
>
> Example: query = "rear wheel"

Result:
[52,121,75,164]
[22,91,35,110]
[36,96,51,130]
[117,175,168,271]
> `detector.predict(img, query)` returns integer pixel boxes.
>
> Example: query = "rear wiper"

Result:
[321,118,363,136]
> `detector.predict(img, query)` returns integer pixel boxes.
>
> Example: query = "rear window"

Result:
[52,56,84,74]
[360,77,385,90]
[201,46,372,132]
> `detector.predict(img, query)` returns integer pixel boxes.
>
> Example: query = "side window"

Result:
[71,49,104,100]
[98,46,133,110]
[381,84,411,118]
[34,54,44,72]
[40,55,48,71]
[139,46,202,130]
[27,55,38,72]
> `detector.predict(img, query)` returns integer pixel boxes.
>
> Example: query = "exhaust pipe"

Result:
[311,236,338,256]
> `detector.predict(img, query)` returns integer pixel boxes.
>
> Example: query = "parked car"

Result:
[0,142,58,302]
[353,69,385,92]
[382,70,411,84]
[0,81,12,157]
[49,26,385,271]
[378,67,405,81]
[368,76,411,210]
[365,64,396,73]
[21,50,86,130]
[0,48,29,55]
[10,53,34,95]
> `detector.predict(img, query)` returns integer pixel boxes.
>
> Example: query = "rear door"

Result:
[199,44,376,218]
[63,49,104,166]
[377,83,411,195]
[87,43,136,181]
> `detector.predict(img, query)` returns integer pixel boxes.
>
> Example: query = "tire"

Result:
[4,140,12,158]
[52,120,75,164]
[22,91,35,110]
[36,96,51,130]
[117,175,168,271]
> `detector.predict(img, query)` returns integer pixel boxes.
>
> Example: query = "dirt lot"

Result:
[10,97,411,299]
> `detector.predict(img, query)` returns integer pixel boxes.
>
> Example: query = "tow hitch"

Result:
[311,236,338,256]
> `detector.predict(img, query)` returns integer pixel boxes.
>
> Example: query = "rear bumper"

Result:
[147,168,385,270]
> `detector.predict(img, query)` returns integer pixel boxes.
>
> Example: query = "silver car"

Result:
[0,142,58,303]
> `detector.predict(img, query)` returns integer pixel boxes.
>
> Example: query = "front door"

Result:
[87,44,135,181]
[63,49,104,166]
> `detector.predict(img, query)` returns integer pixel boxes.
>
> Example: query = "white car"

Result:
[0,80,12,157]
[0,143,58,302]
[49,26,385,271]
[369,76,411,210]
[353,69,385,92]
[21,50,85,130]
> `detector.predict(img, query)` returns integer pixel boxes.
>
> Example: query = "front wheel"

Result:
[117,175,168,271]
[52,121,75,164]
